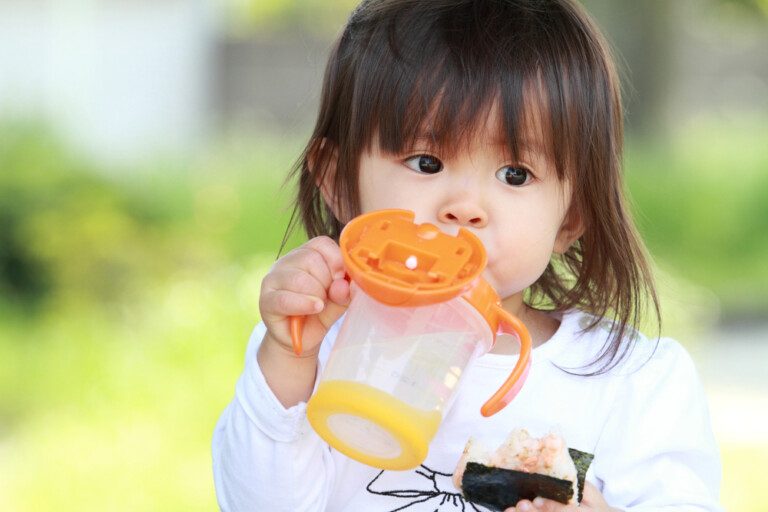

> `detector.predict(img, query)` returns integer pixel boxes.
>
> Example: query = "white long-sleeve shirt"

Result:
[212,310,723,511]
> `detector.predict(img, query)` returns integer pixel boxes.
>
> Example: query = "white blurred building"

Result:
[0,0,217,165]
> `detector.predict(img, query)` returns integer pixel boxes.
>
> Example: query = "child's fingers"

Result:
[261,282,349,354]
[315,295,349,332]
[260,289,324,320]
[327,276,351,307]
[263,267,329,301]
[504,498,577,512]
[504,500,539,512]
[260,275,350,327]
[311,278,351,330]
[289,236,345,285]
[503,485,607,512]
[514,499,536,512]
[261,236,343,303]
[578,482,617,511]
[304,235,345,274]
[258,236,347,353]
[529,497,577,512]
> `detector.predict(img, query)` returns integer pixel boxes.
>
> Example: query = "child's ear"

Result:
[553,204,584,254]
[308,138,343,220]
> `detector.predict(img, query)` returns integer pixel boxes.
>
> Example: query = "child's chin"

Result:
[482,274,528,301]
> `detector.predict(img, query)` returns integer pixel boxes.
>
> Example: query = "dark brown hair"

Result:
[285,0,660,373]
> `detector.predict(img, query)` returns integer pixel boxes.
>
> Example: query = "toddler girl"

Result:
[213,1,722,511]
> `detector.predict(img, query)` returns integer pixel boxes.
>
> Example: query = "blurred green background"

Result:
[1,1,766,510]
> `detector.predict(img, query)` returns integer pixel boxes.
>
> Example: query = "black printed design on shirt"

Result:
[365,465,488,511]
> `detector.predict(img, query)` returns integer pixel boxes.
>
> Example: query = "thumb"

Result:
[317,277,351,328]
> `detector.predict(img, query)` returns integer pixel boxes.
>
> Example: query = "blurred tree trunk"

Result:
[582,0,673,141]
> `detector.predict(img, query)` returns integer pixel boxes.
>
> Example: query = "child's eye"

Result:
[404,155,443,174]
[495,166,532,186]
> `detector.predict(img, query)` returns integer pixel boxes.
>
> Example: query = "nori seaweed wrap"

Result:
[568,448,594,503]
[455,430,594,511]
[462,462,574,510]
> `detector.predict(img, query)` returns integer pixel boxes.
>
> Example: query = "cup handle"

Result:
[289,316,305,356]
[480,305,532,417]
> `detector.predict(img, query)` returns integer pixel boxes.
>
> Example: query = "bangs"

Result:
[340,0,603,180]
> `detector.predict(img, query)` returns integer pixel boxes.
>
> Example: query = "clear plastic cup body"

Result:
[321,285,492,413]
[307,285,494,467]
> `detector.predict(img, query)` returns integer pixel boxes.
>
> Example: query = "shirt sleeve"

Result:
[212,323,335,512]
[592,338,723,512]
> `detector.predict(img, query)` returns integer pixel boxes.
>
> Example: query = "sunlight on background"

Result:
[0,1,766,511]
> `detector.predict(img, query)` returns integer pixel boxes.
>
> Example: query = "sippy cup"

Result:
[289,209,531,470]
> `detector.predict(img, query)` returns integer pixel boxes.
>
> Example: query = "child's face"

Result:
[356,106,580,303]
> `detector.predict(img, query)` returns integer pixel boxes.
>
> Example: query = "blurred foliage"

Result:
[717,0,768,16]
[224,0,359,37]
[0,123,304,510]
[0,123,304,313]
[626,114,768,320]
[0,117,766,510]
[0,123,182,311]
[222,0,768,37]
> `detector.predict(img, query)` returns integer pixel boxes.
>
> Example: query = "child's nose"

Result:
[438,201,488,228]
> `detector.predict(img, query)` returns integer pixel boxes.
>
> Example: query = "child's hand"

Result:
[504,483,622,512]
[259,236,351,357]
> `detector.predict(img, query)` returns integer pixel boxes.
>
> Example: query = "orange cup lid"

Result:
[339,210,487,306]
